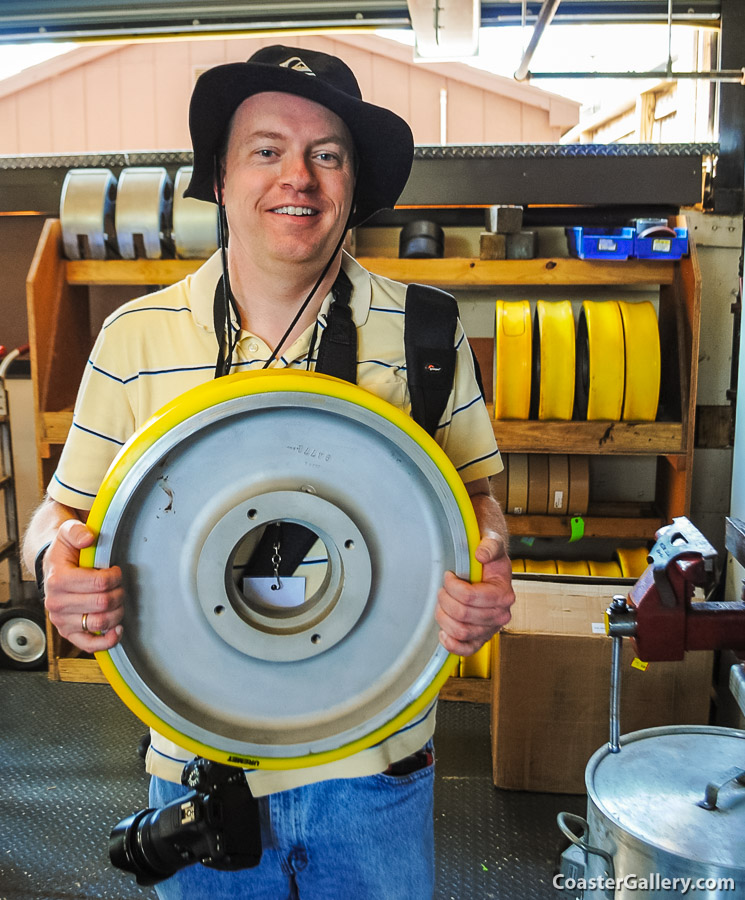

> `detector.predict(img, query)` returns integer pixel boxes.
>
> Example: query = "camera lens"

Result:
[109,801,199,886]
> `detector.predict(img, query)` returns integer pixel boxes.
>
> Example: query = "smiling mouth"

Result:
[271,206,318,217]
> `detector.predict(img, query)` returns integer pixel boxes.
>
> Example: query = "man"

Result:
[23,45,514,899]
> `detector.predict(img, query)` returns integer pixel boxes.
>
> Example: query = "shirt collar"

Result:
[188,248,373,335]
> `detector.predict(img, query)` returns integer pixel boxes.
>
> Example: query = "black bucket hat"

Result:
[184,44,415,228]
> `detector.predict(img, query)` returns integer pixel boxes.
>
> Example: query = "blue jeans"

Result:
[148,754,435,900]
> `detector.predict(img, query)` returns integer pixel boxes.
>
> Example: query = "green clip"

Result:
[520,536,535,547]
[569,516,585,543]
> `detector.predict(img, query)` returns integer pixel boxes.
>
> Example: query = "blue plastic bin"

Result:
[633,226,688,260]
[566,227,635,260]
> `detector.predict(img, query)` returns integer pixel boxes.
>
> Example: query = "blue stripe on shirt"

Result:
[88,359,215,383]
[72,421,125,446]
[370,305,405,316]
[104,305,192,328]
[52,474,97,499]
[456,447,500,472]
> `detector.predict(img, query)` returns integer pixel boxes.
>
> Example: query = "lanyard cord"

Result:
[261,223,349,371]
[214,167,242,379]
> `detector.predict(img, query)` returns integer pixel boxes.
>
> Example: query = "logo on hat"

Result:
[279,56,316,76]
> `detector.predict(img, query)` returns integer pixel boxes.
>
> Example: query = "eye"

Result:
[315,151,342,166]
[255,148,278,159]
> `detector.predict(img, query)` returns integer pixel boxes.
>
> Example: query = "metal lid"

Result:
[587,726,745,869]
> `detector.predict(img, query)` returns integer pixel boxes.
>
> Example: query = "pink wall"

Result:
[0,34,578,156]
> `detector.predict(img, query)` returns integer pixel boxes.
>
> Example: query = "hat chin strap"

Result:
[212,170,359,378]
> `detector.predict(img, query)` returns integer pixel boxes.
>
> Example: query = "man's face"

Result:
[221,91,356,268]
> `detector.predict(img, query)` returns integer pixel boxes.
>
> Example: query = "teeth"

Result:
[272,206,316,216]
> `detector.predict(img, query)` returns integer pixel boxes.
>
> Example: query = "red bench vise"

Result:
[606,517,745,662]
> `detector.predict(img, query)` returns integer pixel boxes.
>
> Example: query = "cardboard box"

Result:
[491,579,714,794]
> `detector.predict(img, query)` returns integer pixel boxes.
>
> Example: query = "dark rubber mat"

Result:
[0,670,584,899]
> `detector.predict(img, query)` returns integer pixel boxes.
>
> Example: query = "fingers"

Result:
[436,569,515,657]
[43,523,125,652]
[474,531,508,565]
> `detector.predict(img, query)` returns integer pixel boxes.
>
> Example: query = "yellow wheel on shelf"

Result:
[575,300,625,421]
[615,545,651,578]
[618,300,661,421]
[531,300,575,420]
[494,300,532,419]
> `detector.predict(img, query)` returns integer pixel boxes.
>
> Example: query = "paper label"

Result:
[552,491,564,510]
[631,658,650,672]
[597,238,617,251]
[652,238,671,252]
[243,576,306,608]
[591,622,606,634]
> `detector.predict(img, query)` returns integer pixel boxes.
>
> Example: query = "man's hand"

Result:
[38,515,125,653]
[436,479,515,656]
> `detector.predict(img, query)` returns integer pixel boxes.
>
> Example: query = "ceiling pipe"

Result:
[514,0,562,82]
[528,69,745,84]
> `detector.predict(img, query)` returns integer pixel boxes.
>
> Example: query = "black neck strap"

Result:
[314,267,357,384]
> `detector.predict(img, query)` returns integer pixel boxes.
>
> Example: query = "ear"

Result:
[212,154,227,204]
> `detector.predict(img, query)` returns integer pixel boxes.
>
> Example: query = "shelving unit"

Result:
[27,218,700,684]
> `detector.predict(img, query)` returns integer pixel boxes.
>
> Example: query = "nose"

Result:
[280,152,317,193]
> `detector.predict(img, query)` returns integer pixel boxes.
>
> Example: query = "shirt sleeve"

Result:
[435,320,503,484]
[47,326,136,510]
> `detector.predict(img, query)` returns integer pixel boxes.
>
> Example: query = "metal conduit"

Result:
[513,0,563,81]
[527,69,745,84]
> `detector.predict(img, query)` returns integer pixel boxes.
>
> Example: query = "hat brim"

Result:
[184,61,414,228]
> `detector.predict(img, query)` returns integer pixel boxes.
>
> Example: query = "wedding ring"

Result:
[81,613,90,634]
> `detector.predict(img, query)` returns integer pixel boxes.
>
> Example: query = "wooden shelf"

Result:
[67,258,200,285]
[65,255,676,288]
[358,256,676,287]
[507,512,665,540]
[488,415,684,455]
[440,676,491,703]
[38,409,686,457]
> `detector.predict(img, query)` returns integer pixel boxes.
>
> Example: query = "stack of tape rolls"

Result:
[494,300,532,419]
[530,299,575,419]
[507,453,529,515]
[496,454,589,516]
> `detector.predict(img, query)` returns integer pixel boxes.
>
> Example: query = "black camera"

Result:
[109,757,263,886]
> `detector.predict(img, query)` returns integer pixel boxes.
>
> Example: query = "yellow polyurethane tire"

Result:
[536,300,575,420]
[524,559,558,575]
[494,300,531,419]
[582,300,625,420]
[588,560,623,578]
[557,559,590,576]
[82,369,480,770]
[618,300,661,421]
[615,545,651,579]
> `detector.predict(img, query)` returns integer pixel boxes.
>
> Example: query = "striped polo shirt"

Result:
[48,250,502,794]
